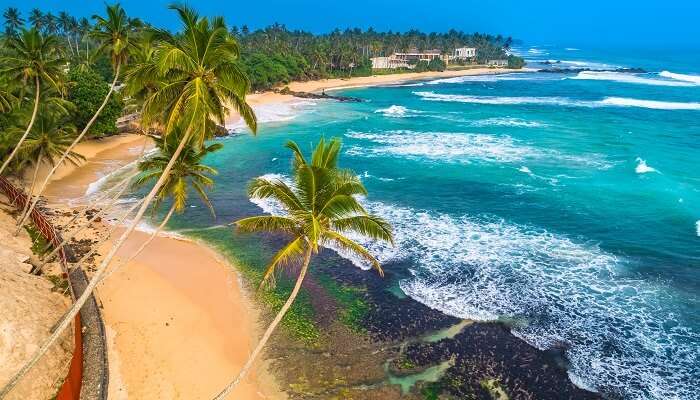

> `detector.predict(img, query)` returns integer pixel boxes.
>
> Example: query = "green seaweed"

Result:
[316,273,369,333]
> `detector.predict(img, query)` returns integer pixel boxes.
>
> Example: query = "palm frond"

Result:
[258,237,306,289]
[322,231,384,277]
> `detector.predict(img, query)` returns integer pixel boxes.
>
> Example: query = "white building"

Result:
[371,56,409,69]
[453,47,477,60]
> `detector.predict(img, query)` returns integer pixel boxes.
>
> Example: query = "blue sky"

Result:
[3,0,700,49]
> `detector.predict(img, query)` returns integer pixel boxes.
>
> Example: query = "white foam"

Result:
[600,97,700,110]
[345,130,611,169]
[518,166,532,174]
[565,48,580,51]
[414,91,700,111]
[659,70,700,84]
[528,48,548,55]
[571,71,695,87]
[470,117,547,128]
[635,158,658,174]
[374,105,421,118]
[696,220,700,237]
[420,73,552,86]
[414,91,594,107]
[226,100,316,132]
[248,174,698,399]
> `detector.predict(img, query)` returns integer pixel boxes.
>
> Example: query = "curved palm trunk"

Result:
[213,246,312,400]
[0,126,192,398]
[52,170,139,238]
[102,203,176,282]
[15,62,122,232]
[0,76,40,176]
[48,198,144,334]
[15,150,42,233]
[52,137,148,237]
[32,179,134,275]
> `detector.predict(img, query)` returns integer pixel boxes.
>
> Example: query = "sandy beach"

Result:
[227,67,530,125]
[45,134,284,399]
[44,67,523,399]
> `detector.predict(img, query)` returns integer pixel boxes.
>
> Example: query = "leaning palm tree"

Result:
[0,6,256,396]
[102,129,222,280]
[15,3,141,232]
[0,28,64,176]
[213,138,393,399]
[13,112,84,235]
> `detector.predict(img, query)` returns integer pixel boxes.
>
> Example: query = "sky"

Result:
[2,0,700,49]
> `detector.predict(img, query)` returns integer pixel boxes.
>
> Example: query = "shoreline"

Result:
[226,67,533,126]
[43,66,596,399]
[44,134,285,399]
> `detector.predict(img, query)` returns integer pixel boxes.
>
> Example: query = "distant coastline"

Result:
[225,66,533,128]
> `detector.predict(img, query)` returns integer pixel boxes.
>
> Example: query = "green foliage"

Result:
[67,68,123,137]
[428,58,447,72]
[507,55,525,69]
[24,224,51,256]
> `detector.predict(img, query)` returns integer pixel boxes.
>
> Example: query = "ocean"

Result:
[146,45,699,399]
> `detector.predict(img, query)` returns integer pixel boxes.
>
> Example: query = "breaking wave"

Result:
[600,97,700,110]
[414,91,700,110]
[249,174,698,400]
[344,130,610,168]
[635,158,658,174]
[374,105,422,118]
[226,100,316,132]
[571,71,696,87]
[659,70,700,84]
[470,117,547,128]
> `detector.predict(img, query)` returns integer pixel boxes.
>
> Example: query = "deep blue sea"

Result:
[144,45,700,399]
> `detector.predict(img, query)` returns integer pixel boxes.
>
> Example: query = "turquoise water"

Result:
[163,46,700,399]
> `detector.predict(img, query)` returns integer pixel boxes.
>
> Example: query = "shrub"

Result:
[67,68,123,137]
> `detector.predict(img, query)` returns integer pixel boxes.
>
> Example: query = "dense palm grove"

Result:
[234,25,520,89]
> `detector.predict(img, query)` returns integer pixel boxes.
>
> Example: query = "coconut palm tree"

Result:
[101,129,222,281]
[3,7,24,37]
[0,28,65,176]
[14,3,140,234]
[0,6,256,396]
[28,9,43,31]
[13,112,84,235]
[213,138,393,399]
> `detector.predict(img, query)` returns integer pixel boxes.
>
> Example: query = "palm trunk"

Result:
[16,150,42,232]
[0,126,192,398]
[32,179,133,275]
[52,136,148,237]
[15,62,122,231]
[102,203,176,281]
[0,76,40,176]
[213,245,312,400]
[48,198,144,334]
[52,170,139,240]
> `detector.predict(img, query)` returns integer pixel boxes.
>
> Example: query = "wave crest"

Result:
[571,71,695,87]
[345,130,610,168]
